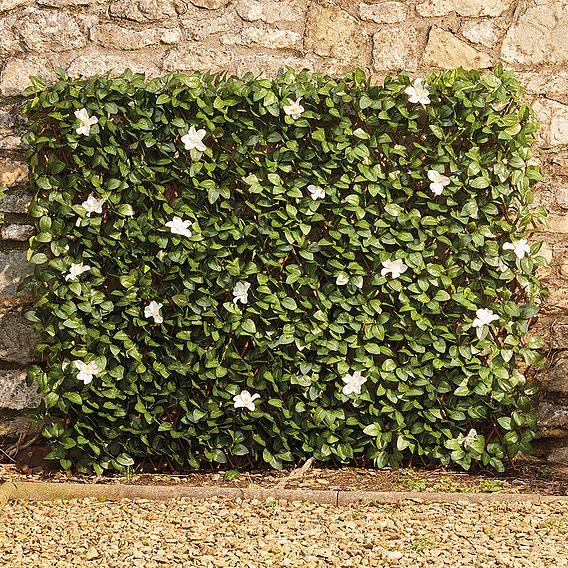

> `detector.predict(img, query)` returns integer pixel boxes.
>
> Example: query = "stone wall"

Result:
[1,0,568,463]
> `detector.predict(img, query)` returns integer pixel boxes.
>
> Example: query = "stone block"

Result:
[0,105,26,151]
[0,0,31,11]
[517,71,568,106]
[0,309,38,364]
[424,28,493,69]
[235,0,307,24]
[67,52,162,79]
[1,224,35,241]
[545,445,568,464]
[18,9,87,52]
[416,0,510,17]
[0,369,41,411]
[372,25,424,72]
[0,158,28,188]
[359,2,407,24]
[540,355,568,393]
[180,8,239,41]
[90,23,181,50]
[0,250,33,301]
[190,0,230,8]
[162,45,234,74]
[0,411,38,438]
[223,27,302,50]
[110,0,187,21]
[233,53,316,78]
[0,57,56,97]
[537,402,568,438]
[38,0,97,5]
[460,19,501,48]
[502,0,568,65]
[0,189,33,214]
[0,13,25,55]
[304,3,371,66]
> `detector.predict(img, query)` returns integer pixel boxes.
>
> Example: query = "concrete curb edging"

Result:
[0,482,17,511]
[1,482,567,507]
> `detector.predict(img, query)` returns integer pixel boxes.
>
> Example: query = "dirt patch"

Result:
[1,454,567,496]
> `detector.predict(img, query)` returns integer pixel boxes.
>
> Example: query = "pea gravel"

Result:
[1,497,567,567]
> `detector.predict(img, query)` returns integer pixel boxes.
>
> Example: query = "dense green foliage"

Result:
[23,66,546,474]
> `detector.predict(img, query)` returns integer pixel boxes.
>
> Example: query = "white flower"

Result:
[404,78,430,105]
[308,184,325,200]
[233,281,251,305]
[233,390,260,411]
[336,272,349,286]
[380,259,408,279]
[503,239,530,259]
[342,371,367,396]
[144,300,163,324]
[65,261,91,281]
[181,125,207,152]
[427,169,451,196]
[283,97,304,120]
[462,428,478,449]
[74,108,98,136]
[165,216,192,238]
[472,308,499,339]
[81,195,106,216]
[74,360,103,385]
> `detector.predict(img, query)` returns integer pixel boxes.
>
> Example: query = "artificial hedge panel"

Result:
[23,66,546,474]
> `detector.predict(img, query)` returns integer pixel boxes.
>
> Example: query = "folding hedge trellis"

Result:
[23,66,546,474]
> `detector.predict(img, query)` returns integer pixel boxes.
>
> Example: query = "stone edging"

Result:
[1,482,567,510]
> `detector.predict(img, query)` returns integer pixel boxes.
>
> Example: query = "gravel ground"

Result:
[1,497,568,567]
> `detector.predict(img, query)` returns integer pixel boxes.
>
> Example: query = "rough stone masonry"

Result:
[1,0,568,464]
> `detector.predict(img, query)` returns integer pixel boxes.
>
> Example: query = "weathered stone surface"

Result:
[0,0,31,11]
[38,0,97,5]
[460,19,501,47]
[549,150,568,177]
[540,356,568,394]
[18,9,87,52]
[532,99,568,147]
[180,8,239,41]
[90,23,181,50]
[304,3,370,65]
[110,0,187,21]
[518,71,568,106]
[0,310,38,364]
[416,0,510,17]
[423,28,493,69]
[67,52,162,78]
[0,370,40,411]
[502,0,568,65]
[162,45,234,73]
[548,214,568,234]
[223,27,302,50]
[0,57,56,97]
[0,250,33,300]
[235,0,307,24]
[359,2,407,24]
[546,445,568,464]
[538,402,568,437]
[0,189,33,214]
[191,0,230,8]
[0,158,27,188]
[0,411,37,438]
[0,13,24,55]
[1,224,35,241]
[372,25,424,72]
[233,53,316,78]
[0,106,25,151]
